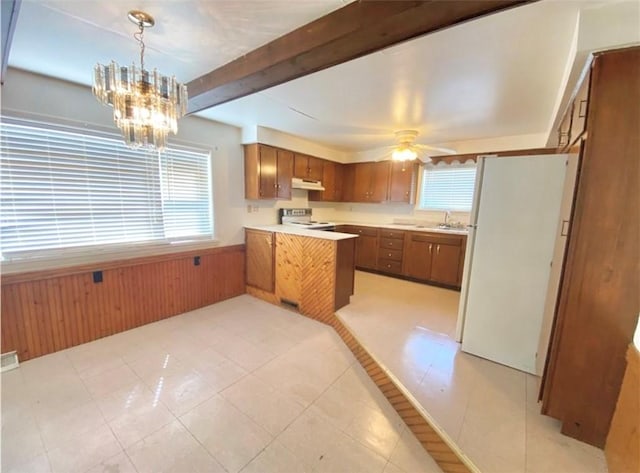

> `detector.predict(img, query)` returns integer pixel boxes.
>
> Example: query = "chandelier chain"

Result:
[133,22,145,70]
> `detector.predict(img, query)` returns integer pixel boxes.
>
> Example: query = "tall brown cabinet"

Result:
[541,47,639,448]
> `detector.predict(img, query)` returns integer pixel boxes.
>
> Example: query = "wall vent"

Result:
[1,351,19,372]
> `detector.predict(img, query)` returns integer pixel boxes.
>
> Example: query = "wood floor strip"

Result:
[332,316,474,473]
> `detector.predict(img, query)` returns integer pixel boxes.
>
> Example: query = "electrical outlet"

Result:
[247,204,252,213]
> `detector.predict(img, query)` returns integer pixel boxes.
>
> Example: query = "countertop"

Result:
[244,224,358,241]
[334,221,468,236]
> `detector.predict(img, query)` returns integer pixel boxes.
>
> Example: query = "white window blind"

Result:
[418,164,477,211]
[0,116,213,259]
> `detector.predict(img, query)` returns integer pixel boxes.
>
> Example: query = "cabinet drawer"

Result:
[379,229,405,240]
[409,232,463,246]
[352,226,378,237]
[378,259,403,274]
[378,248,403,261]
[380,237,404,250]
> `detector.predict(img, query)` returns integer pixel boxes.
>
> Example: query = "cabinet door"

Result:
[570,74,590,148]
[293,154,308,178]
[244,144,260,199]
[333,162,344,201]
[405,235,433,280]
[356,234,378,270]
[310,160,334,202]
[389,161,416,203]
[341,164,356,202]
[259,145,277,199]
[307,156,324,181]
[354,162,374,201]
[246,230,274,292]
[369,161,390,202]
[276,149,294,199]
[430,242,462,286]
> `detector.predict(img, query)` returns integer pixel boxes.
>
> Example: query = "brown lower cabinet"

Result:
[405,232,465,287]
[245,229,274,292]
[337,225,466,288]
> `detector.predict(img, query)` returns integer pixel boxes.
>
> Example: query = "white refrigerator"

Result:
[457,154,570,374]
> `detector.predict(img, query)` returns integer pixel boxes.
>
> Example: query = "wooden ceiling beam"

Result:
[187,0,536,113]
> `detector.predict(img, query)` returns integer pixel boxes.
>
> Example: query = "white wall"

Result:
[249,126,352,163]
[546,0,640,145]
[0,68,260,248]
[0,68,547,245]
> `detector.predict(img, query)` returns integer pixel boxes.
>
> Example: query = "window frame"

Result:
[416,161,477,212]
[0,114,215,266]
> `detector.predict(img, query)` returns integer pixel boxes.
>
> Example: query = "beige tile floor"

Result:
[338,271,608,473]
[1,294,442,473]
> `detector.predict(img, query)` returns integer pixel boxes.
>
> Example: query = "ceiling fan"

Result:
[384,130,456,163]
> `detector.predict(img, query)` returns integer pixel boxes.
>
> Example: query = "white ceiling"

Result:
[7,0,606,153]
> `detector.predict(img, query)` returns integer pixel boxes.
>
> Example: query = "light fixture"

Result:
[392,143,418,161]
[92,10,187,151]
[392,130,420,162]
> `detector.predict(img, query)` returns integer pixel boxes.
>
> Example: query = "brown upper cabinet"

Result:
[388,161,418,203]
[341,164,356,202]
[542,46,639,448]
[569,73,590,148]
[245,144,416,204]
[294,153,324,181]
[244,144,294,200]
[557,66,592,152]
[309,159,344,202]
[350,161,390,202]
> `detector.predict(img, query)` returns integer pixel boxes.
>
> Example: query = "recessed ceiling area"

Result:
[5,0,617,154]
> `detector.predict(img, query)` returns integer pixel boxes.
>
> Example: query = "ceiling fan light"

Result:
[392,146,417,161]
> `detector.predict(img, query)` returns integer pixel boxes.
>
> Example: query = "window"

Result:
[418,163,476,211]
[0,116,213,260]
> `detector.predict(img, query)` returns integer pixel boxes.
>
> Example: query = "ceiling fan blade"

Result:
[415,143,457,154]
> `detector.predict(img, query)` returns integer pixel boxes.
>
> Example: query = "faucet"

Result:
[444,211,451,225]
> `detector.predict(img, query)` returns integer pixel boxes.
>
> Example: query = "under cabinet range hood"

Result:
[291,177,325,191]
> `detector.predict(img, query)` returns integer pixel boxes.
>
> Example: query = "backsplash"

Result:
[312,202,470,227]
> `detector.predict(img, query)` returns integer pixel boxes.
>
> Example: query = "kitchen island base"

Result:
[245,227,355,326]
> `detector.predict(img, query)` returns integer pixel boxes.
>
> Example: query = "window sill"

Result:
[1,239,225,283]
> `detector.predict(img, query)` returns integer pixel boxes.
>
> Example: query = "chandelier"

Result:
[92,10,187,151]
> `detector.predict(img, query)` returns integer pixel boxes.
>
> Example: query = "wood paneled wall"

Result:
[1,245,245,361]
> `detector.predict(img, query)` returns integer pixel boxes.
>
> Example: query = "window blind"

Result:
[0,117,212,259]
[418,164,476,211]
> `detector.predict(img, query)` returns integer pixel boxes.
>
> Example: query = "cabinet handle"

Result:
[274,184,278,188]
[437,244,440,255]
[429,244,432,253]
[388,253,392,257]
[388,242,393,246]
[578,99,587,118]
[387,264,391,268]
